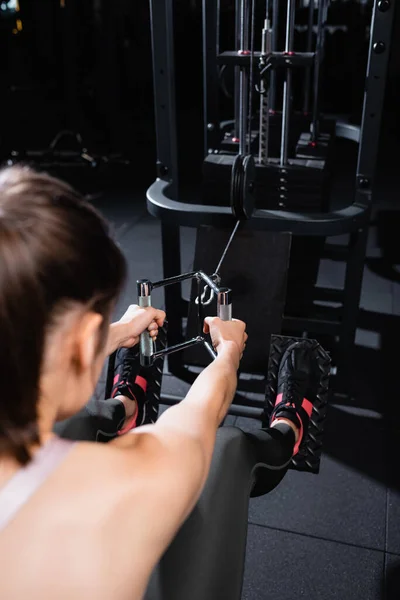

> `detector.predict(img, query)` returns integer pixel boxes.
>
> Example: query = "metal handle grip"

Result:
[137,279,154,367]
[217,288,232,321]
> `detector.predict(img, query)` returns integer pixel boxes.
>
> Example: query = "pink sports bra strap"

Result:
[0,437,76,532]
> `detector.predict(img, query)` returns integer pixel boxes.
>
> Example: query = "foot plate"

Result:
[263,335,331,474]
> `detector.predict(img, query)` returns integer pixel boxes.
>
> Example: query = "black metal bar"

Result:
[336,226,370,393]
[303,0,314,114]
[160,393,264,419]
[149,0,178,194]
[356,0,395,187]
[310,0,325,142]
[280,0,296,166]
[203,0,220,152]
[323,243,350,261]
[228,405,263,419]
[160,223,185,372]
[282,315,340,335]
[218,51,314,67]
[152,336,204,359]
[147,179,371,236]
[152,270,221,294]
[197,277,203,337]
[234,0,242,138]
[152,271,198,289]
[314,287,344,303]
[270,0,280,111]
[238,0,249,156]
[335,122,360,144]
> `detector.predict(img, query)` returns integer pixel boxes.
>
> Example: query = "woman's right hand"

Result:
[203,316,247,363]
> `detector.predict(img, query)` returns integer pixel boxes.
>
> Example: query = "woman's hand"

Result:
[203,317,247,368]
[107,305,166,355]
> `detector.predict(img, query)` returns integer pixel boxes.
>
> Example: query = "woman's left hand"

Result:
[107,305,166,354]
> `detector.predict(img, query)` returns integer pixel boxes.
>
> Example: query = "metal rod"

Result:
[284,0,296,51]
[239,0,248,155]
[203,0,220,153]
[152,337,204,360]
[196,277,203,337]
[214,219,241,274]
[160,224,185,372]
[197,271,223,294]
[149,0,179,197]
[239,71,248,155]
[160,393,264,419]
[247,0,256,155]
[259,19,272,164]
[270,0,280,111]
[203,340,217,360]
[216,0,220,55]
[234,0,241,138]
[153,270,224,295]
[302,0,314,114]
[311,0,325,142]
[280,0,296,166]
[152,271,197,288]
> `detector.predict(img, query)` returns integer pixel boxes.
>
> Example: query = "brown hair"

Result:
[0,166,126,465]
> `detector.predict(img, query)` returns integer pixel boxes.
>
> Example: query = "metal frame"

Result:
[203,0,220,153]
[149,0,179,195]
[147,0,395,402]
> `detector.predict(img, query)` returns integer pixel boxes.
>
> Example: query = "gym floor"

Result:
[91,126,399,600]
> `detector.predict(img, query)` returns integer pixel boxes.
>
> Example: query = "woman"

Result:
[0,166,314,600]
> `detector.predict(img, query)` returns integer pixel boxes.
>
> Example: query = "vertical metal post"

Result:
[239,0,249,155]
[337,226,369,393]
[258,19,272,164]
[270,0,280,112]
[234,0,241,138]
[302,0,314,114]
[203,0,220,153]
[310,0,327,142]
[149,0,183,373]
[338,0,395,392]
[161,223,186,374]
[149,0,179,198]
[280,0,296,166]
[356,0,395,187]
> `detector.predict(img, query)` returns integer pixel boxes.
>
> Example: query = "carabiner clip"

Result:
[195,273,221,306]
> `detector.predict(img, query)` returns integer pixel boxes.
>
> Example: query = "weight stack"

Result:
[202,148,333,213]
[255,158,331,212]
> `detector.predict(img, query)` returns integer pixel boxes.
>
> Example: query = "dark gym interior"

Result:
[1,0,400,598]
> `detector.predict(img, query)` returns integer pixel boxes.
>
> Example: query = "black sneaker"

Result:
[111,345,150,430]
[270,341,315,454]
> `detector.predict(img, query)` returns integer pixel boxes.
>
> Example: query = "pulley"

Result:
[230,154,255,220]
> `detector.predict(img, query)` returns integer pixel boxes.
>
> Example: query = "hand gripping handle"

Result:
[137,279,154,367]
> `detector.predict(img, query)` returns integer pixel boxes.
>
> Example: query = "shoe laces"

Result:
[285,372,306,407]
[118,351,139,381]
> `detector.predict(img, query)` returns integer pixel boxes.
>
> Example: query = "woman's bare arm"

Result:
[109,318,246,567]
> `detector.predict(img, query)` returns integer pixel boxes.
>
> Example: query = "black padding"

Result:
[185,226,292,373]
[145,427,256,600]
[144,425,295,600]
